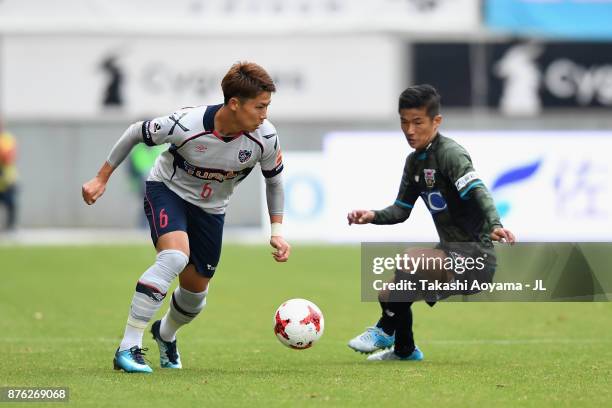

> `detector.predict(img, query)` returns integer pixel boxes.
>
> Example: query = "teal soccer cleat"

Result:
[348,326,395,354]
[367,346,424,361]
[113,346,153,373]
[151,320,182,369]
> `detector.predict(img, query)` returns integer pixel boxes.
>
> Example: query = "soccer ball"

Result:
[273,299,324,349]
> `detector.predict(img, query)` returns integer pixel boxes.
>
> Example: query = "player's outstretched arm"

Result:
[269,215,291,262]
[347,210,375,225]
[82,161,114,205]
[82,122,143,205]
[264,172,290,262]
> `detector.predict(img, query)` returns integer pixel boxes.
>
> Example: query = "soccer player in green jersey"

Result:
[346,84,515,361]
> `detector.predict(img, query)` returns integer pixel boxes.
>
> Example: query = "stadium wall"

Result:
[10,111,612,230]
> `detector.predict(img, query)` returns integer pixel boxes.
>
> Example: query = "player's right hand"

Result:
[82,177,107,205]
[347,210,375,225]
[491,227,516,245]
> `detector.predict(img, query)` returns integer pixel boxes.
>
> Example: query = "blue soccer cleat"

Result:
[367,346,424,361]
[151,320,182,369]
[113,346,153,373]
[348,326,395,354]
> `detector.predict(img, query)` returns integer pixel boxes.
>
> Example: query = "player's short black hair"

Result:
[398,84,441,119]
[222,61,276,104]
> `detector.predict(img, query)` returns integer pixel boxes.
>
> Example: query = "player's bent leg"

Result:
[115,248,188,372]
[381,247,450,360]
[152,265,210,368]
[113,181,191,372]
[115,231,189,373]
[121,246,189,349]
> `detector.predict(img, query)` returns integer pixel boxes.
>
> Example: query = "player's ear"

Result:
[227,97,240,111]
[433,114,442,130]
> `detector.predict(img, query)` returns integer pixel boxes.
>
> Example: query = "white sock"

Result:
[119,323,146,351]
[159,286,207,342]
[159,313,182,342]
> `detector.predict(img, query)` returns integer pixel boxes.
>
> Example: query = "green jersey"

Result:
[373,133,502,257]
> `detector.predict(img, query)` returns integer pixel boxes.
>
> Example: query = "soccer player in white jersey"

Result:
[82,62,290,373]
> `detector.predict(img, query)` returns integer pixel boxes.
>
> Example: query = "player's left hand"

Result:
[270,236,291,262]
[491,227,516,245]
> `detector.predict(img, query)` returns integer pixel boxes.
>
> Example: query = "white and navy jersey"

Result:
[142,104,283,214]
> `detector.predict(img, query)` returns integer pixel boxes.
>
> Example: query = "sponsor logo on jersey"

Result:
[184,165,241,182]
[421,190,448,214]
[195,144,207,152]
[424,168,436,188]
[170,148,254,182]
[238,149,252,163]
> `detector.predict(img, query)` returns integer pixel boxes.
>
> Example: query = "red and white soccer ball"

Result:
[273,299,324,349]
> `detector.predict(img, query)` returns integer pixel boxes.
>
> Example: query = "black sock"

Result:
[376,300,396,336]
[390,302,415,357]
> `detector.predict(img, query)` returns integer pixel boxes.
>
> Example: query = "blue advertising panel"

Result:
[486,0,612,40]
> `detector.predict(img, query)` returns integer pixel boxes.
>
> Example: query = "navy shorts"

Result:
[143,181,224,278]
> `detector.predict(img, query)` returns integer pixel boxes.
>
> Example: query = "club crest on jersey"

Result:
[238,149,252,163]
[424,169,436,188]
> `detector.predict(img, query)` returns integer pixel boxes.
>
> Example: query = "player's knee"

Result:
[139,249,189,295]
[378,289,390,303]
[156,249,189,275]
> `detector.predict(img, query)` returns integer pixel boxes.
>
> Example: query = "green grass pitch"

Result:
[1,244,611,407]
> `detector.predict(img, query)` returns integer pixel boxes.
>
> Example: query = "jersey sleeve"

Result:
[259,122,284,178]
[438,144,482,198]
[372,155,420,225]
[141,108,193,146]
[439,144,502,229]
